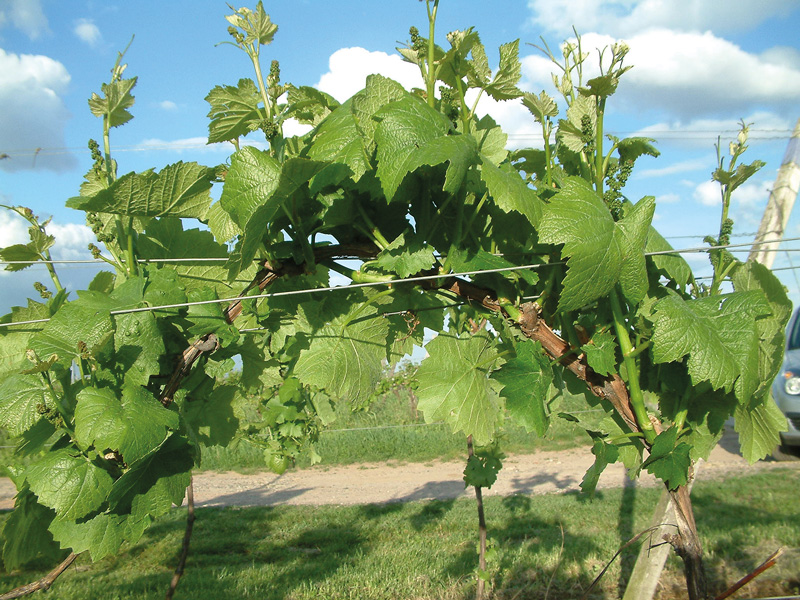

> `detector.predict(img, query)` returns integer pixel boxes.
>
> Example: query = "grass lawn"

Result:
[1,469,798,600]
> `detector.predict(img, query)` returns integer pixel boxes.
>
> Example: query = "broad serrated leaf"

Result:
[463,453,502,489]
[237,335,283,392]
[351,74,409,147]
[0,243,41,272]
[416,331,502,445]
[0,373,53,436]
[372,231,436,278]
[735,396,788,463]
[375,96,478,201]
[137,219,234,296]
[581,434,619,495]
[293,299,389,404]
[308,99,370,185]
[481,158,542,226]
[617,196,655,304]
[30,298,114,362]
[88,77,137,128]
[68,161,214,220]
[206,200,242,243]
[557,95,595,153]
[578,74,620,99]
[640,428,691,490]
[645,226,693,287]
[48,511,129,561]
[493,341,552,436]
[288,85,340,126]
[183,384,240,446]
[484,40,523,101]
[205,78,262,144]
[114,311,164,386]
[2,483,63,570]
[581,329,617,376]
[0,299,50,378]
[650,291,771,402]
[539,178,653,311]
[74,385,178,465]
[185,287,239,347]
[221,148,325,273]
[26,448,114,521]
[617,137,660,164]
[522,91,558,123]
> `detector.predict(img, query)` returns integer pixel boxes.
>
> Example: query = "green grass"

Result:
[2,470,798,599]
[198,389,593,472]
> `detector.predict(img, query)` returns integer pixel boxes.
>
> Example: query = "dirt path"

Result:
[2,428,796,510]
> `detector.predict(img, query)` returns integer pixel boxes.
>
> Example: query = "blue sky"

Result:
[1,0,800,313]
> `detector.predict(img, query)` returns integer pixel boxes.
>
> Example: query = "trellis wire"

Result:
[2,237,800,329]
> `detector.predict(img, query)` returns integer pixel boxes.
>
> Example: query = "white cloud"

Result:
[137,136,232,154]
[0,210,28,247]
[656,192,681,204]
[73,18,101,47]
[48,222,95,261]
[0,0,48,39]
[637,159,709,178]
[634,113,793,148]
[158,100,178,111]
[0,48,76,172]
[527,0,798,37]
[521,32,800,119]
[694,179,722,206]
[692,178,771,211]
[315,47,423,103]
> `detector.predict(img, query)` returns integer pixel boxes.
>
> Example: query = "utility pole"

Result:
[748,118,800,267]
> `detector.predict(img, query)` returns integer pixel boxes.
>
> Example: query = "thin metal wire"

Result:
[4,237,800,328]
[4,236,800,266]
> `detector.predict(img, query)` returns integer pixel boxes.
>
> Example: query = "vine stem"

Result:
[609,289,656,444]
[0,553,78,600]
[467,435,487,600]
[425,0,439,107]
[165,477,196,600]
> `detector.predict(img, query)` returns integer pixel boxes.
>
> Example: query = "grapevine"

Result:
[0,2,789,599]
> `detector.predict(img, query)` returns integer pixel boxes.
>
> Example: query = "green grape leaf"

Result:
[375,95,478,201]
[30,298,114,362]
[2,483,63,571]
[206,200,242,244]
[732,260,793,399]
[288,85,340,126]
[0,299,50,378]
[480,158,542,227]
[183,384,240,447]
[645,226,693,287]
[74,385,178,465]
[0,243,41,272]
[114,311,165,387]
[372,231,436,278]
[484,40,523,101]
[640,428,691,490]
[26,448,114,521]
[493,341,552,436]
[557,95,596,153]
[735,397,788,464]
[351,74,409,147]
[137,219,233,296]
[309,99,370,184]
[463,453,502,489]
[581,434,620,495]
[185,287,240,347]
[522,91,558,124]
[293,299,389,404]
[581,329,617,377]
[416,331,502,445]
[0,373,53,436]
[205,78,262,144]
[538,178,653,311]
[617,137,660,164]
[617,196,655,305]
[220,148,325,274]
[88,77,137,128]
[238,335,283,392]
[650,291,771,402]
[48,511,130,562]
[67,161,215,220]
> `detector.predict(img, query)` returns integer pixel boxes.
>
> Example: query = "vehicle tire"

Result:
[772,444,800,461]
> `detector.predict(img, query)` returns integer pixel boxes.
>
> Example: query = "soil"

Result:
[2,426,797,510]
